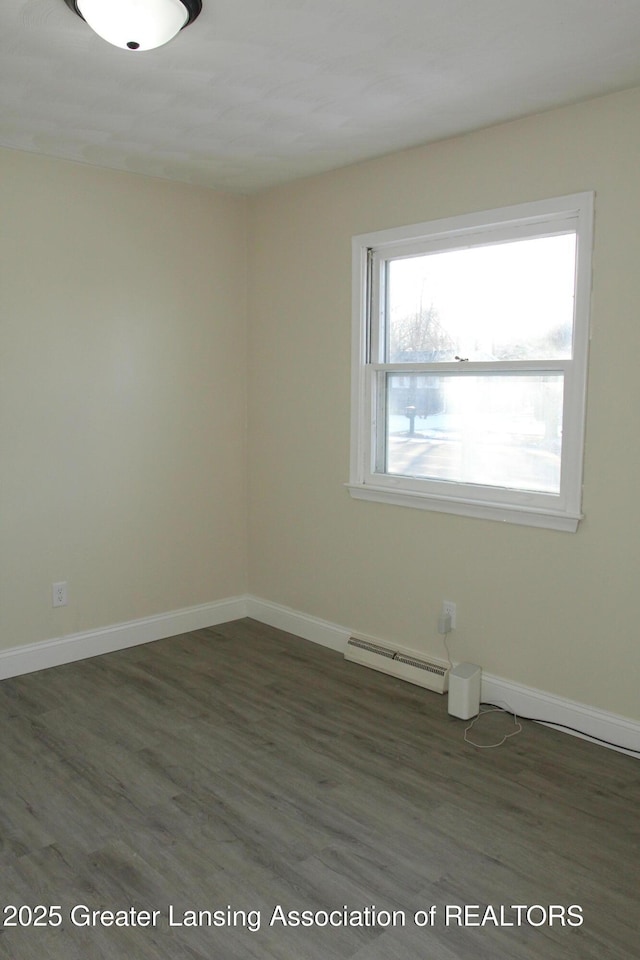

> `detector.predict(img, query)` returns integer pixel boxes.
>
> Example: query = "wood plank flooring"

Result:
[0,618,638,959]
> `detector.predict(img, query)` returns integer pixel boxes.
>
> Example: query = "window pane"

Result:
[385,373,563,494]
[386,234,576,362]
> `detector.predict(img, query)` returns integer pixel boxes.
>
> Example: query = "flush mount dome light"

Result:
[64,0,202,52]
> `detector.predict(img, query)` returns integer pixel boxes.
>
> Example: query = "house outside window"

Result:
[348,193,594,531]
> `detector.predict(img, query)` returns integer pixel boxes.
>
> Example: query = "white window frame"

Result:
[347,193,594,532]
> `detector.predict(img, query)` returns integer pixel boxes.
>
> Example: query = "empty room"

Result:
[1,2,639,959]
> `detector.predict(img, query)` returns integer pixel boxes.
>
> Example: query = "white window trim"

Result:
[347,193,594,532]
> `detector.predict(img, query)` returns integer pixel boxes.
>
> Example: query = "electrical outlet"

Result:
[52,581,68,608]
[442,600,456,629]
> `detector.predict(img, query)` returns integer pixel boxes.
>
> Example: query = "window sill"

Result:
[345,482,581,532]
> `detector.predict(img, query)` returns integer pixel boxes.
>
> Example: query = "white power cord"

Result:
[438,613,453,668]
[464,702,523,749]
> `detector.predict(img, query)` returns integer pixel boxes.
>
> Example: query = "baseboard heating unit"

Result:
[345,635,450,694]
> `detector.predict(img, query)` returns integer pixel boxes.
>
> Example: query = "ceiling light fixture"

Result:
[63,0,202,52]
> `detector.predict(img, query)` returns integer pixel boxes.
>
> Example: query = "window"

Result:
[348,193,594,531]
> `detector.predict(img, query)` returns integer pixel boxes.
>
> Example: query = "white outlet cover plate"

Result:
[443,600,457,629]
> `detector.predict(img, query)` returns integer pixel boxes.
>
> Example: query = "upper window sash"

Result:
[369,220,579,367]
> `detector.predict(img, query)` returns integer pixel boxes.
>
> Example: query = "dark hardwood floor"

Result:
[1,618,638,959]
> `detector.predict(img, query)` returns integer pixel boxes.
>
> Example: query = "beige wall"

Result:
[247,87,640,721]
[3,86,639,723]
[0,149,247,646]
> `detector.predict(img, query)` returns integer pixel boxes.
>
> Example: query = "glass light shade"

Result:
[77,0,189,51]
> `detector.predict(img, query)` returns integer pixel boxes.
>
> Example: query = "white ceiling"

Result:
[2,0,640,194]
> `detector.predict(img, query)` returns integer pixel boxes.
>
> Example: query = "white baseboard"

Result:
[0,596,247,681]
[246,596,639,757]
[246,595,349,652]
[480,673,640,758]
[1,593,638,757]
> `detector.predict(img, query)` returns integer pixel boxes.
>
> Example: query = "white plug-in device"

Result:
[448,662,481,720]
